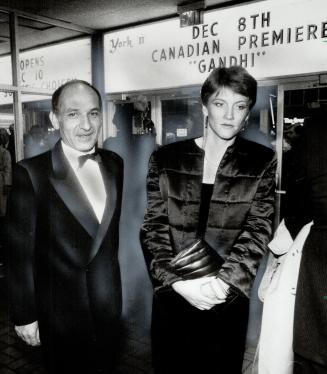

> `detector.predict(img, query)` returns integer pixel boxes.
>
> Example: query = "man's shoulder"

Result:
[12,151,51,191]
[18,151,51,173]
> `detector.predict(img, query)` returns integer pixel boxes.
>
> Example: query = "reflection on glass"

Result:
[132,95,155,136]
[162,98,203,145]
[22,95,58,159]
[241,86,277,149]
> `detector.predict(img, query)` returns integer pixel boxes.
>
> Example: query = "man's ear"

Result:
[49,111,60,130]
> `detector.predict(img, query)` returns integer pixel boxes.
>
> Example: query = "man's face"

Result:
[52,83,102,152]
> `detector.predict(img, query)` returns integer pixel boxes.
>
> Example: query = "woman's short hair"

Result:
[200,66,257,109]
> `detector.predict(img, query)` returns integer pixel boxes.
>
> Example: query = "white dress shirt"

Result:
[61,141,106,223]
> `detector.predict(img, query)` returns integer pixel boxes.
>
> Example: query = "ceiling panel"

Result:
[0,0,242,30]
[0,0,252,54]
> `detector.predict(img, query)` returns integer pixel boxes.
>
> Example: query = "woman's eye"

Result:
[236,104,247,111]
[67,112,78,118]
[214,102,224,108]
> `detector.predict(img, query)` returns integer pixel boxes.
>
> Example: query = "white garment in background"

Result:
[62,141,106,222]
[257,219,313,374]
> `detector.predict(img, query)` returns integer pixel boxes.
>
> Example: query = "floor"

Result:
[0,279,46,374]
[0,274,154,374]
[0,275,257,374]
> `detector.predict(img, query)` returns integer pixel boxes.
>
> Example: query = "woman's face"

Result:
[203,86,250,141]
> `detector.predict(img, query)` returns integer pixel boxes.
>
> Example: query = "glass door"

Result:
[159,85,277,147]
[277,78,325,222]
[161,96,203,145]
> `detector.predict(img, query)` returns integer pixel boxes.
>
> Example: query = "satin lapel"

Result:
[49,141,99,238]
[87,151,117,264]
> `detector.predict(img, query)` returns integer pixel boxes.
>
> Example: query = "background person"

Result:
[140,66,276,374]
[0,129,12,218]
[284,110,327,373]
[0,128,12,277]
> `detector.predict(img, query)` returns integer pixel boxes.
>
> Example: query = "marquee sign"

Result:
[0,38,91,103]
[104,0,327,92]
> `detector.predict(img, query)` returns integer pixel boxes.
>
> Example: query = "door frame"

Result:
[274,76,321,224]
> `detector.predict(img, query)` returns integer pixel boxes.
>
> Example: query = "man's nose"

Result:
[79,113,92,130]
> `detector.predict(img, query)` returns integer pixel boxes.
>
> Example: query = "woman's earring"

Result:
[242,118,249,131]
[205,116,209,129]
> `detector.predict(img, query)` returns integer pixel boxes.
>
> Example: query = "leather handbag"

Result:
[169,239,224,280]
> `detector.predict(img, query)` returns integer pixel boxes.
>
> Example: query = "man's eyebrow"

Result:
[63,107,100,112]
[63,107,78,112]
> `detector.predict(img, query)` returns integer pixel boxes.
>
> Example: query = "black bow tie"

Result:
[78,152,102,167]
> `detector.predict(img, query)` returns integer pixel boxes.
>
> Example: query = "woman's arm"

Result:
[140,151,229,309]
[217,155,277,298]
[140,153,182,288]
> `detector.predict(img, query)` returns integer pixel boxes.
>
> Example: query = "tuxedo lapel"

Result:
[87,150,117,263]
[49,141,99,238]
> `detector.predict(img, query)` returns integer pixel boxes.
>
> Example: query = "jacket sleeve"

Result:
[217,155,277,298]
[5,164,37,326]
[140,153,182,288]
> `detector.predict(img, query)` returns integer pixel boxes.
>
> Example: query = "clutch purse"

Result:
[169,240,224,280]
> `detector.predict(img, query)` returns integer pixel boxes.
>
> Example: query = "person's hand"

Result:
[204,277,230,304]
[15,321,40,346]
[172,277,219,310]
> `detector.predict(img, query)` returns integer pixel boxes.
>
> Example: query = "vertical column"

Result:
[9,12,24,161]
[154,96,162,145]
[274,84,285,228]
[91,32,106,145]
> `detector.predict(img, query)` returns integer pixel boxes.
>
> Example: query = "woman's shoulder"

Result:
[236,137,275,161]
[153,138,202,159]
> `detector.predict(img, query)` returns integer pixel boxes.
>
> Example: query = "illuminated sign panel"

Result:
[104,0,327,93]
[0,38,91,103]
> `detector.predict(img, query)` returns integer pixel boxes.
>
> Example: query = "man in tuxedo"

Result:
[6,80,124,374]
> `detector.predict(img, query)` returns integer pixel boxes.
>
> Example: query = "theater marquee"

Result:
[104,0,327,93]
[0,38,91,103]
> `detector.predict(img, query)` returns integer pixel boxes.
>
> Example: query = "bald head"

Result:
[52,80,102,114]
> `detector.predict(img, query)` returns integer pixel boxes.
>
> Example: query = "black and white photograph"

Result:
[0,0,327,373]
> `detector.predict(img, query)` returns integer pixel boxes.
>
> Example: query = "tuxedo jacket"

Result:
[6,141,123,369]
[285,114,327,366]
